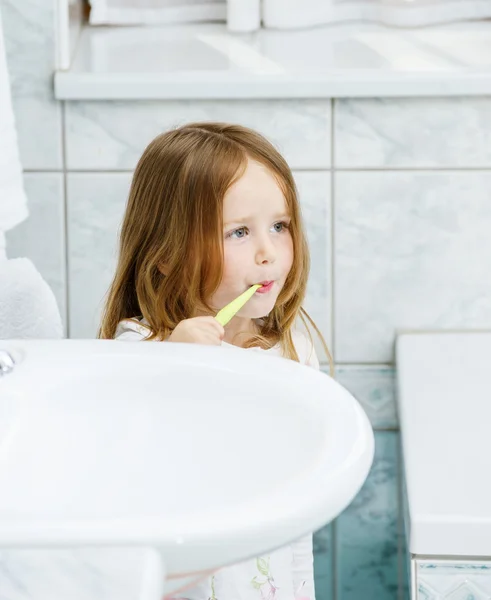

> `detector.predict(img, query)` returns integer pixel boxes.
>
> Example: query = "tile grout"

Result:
[61,102,71,339]
[331,520,338,600]
[330,98,336,366]
[22,166,491,173]
[321,362,395,367]
[330,98,338,600]
[332,166,491,172]
[397,437,405,600]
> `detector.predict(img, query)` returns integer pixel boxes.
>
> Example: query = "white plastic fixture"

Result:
[0,339,374,599]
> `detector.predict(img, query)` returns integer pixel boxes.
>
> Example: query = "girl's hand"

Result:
[168,317,225,346]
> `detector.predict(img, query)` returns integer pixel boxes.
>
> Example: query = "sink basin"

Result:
[0,339,374,598]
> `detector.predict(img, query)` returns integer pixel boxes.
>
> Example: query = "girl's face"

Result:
[210,159,294,320]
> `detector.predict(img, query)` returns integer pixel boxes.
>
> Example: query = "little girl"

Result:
[99,122,331,600]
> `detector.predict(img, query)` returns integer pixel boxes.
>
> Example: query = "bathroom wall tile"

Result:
[336,431,399,600]
[335,366,397,429]
[335,98,491,168]
[67,171,331,341]
[2,0,63,170]
[416,560,491,598]
[65,100,331,170]
[294,172,332,358]
[335,171,491,363]
[6,173,66,328]
[67,173,132,338]
[313,524,334,600]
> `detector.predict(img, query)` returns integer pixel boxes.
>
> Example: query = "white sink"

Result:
[0,340,373,599]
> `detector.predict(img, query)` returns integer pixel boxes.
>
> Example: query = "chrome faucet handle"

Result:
[0,350,15,377]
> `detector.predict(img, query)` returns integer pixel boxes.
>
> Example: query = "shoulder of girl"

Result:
[114,318,151,341]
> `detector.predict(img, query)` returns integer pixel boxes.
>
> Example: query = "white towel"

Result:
[0,258,63,340]
[0,6,28,233]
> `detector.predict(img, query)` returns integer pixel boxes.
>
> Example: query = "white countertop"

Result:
[55,21,491,100]
[397,332,491,557]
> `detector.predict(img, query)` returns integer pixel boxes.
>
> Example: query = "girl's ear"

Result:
[158,263,169,276]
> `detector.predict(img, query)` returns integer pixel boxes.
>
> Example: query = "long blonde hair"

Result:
[99,122,332,366]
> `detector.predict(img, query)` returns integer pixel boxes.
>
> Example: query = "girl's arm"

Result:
[291,534,316,600]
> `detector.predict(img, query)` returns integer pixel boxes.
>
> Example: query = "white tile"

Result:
[295,171,332,361]
[67,173,132,338]
[2,0,63,169]
[335,98,491,168]
[335,171,491,363]
[67,171,331,346]
[65,100,331,170]
[6,173,66,329]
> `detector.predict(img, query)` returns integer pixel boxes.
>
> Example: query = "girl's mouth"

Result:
[255,281,274,294]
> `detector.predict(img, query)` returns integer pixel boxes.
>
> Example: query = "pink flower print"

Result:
[295,579,310,600]
[251,557,279,600]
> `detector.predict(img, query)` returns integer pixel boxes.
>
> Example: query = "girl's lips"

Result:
[255,281,274,294]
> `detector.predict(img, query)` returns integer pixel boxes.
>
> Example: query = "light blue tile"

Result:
[313,524,333,600]
[6,173,66,330]
[335,366,397,429]
[336,432,399,600]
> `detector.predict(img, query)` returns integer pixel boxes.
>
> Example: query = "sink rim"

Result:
[0,339,374,578]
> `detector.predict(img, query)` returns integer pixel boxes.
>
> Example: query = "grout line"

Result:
[371,426,400,432]
[23,170,65,174]
[61,101,70,339]
[332,361,395,367]
[330,98,336,365]
[397,437,405,600]
[35,167,335,174]
[331,519,338,600]
[413,553,491,561]
[333,166,491,172]
[24,168,136,174]
[24,166,491,174]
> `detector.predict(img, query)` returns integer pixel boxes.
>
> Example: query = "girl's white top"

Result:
[115,317,319,600]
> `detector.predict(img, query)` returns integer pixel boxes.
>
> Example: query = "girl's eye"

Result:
[272,221,289,233]
[228,227,248,239]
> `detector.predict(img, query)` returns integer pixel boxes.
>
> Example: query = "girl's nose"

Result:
[255,236,277,264]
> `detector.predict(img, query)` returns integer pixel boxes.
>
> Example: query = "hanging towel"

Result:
[0,258,63,340]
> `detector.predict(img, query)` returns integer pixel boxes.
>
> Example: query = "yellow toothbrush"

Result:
[215,284,262,326]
